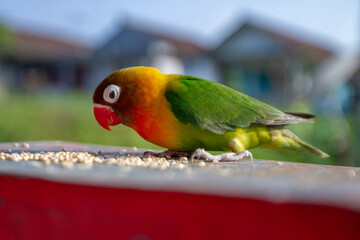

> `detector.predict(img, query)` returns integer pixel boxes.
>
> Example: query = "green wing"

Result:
[165,75,309,134]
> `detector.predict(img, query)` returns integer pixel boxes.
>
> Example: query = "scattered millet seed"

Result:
[132,147,138,152]
[176,163,185,169]
[12,143,19,148]
[160,163,168,170]
[150,162,159,168]
[198,161,206,167]
[105,158,117,165]
[0,150,201,171]
[22,143,30,148]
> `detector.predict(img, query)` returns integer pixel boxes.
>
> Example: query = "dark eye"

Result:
[109,90,115,99]
[103,85,121,103]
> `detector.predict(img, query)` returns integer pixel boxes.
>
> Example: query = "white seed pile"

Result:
[0,150,207,170]
[12,142,30,148]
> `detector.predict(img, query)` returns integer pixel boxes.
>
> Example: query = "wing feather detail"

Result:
[165,76,310,134]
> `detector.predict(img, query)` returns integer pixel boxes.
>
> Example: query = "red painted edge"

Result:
[0,174,359,240]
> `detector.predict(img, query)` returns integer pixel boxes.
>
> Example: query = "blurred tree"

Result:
[0,22,14,56]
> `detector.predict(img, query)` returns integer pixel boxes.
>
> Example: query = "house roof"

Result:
[7,30,92,62]
[212,18,335,62]
[122,23,206,56]
[97,20,206,58]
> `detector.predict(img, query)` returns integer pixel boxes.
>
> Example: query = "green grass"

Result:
[0,93,356,166]
[0,92,161,150]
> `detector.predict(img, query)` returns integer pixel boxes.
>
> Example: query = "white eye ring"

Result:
[103,84,121,104]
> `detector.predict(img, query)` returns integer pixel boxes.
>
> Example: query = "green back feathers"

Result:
[165,75,309,134]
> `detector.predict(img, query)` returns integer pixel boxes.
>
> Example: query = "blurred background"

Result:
[0,0,359,166]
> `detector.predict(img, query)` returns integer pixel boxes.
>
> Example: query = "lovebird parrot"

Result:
[93,66,328,161]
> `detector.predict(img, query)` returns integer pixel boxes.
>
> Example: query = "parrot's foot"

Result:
[143,150,193,159]
[191,148,253,162]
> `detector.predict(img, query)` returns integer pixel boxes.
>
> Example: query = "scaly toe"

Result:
[216,150,253,161]
[190,149,253,162]
[191,148,211,160]
[237,150,253,160]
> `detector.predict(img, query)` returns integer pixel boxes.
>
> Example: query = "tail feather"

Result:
[285,112,316,119]
[264,127,329,158]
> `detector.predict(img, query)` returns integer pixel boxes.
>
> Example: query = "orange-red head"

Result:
[93,66,166,131]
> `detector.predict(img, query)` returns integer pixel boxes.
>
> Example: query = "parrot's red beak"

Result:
[93,104,122,131]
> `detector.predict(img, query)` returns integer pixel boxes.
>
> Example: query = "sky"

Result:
[0,0,359,50]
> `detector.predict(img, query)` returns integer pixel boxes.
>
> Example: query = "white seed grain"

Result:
[198,161,206,167]
[22,143,30,148]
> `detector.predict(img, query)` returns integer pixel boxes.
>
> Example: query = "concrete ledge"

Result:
[0,141,359,211]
